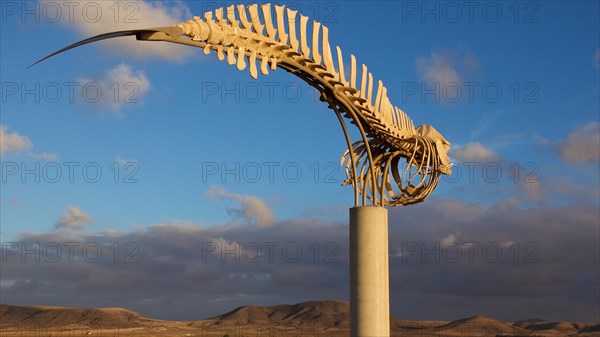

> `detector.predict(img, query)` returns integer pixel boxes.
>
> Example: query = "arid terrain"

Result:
[1,301,598,337]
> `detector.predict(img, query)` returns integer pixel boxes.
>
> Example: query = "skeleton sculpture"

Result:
[31,3,452,207]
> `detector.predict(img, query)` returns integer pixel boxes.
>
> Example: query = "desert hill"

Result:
[1,302,598,337]
[209,300,351,327]
[0,305,160,329]
[514,319,600,336]
[430,315,532,336]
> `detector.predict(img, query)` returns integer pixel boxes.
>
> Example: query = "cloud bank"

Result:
[1,187,598,322]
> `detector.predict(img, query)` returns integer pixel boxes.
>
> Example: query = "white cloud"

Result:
[440,233,461,247]
[500,240,517,249]
[54,206,94,230]
[450,142,498,162]
[77,63,151,116]
[0,125,32,156]
[1,125,58,160]
[417,52,461,86]
[462,52,481,71]
[204,186,275,228]
[416,51,480,92]
[594,48,600,68]
[40,0,193,61]
[519,179,544,202]
[557,121,600,164]
[116,156,137,166]
[29,152,59,161]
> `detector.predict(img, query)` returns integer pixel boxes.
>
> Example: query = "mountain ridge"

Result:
[1,301,598,336]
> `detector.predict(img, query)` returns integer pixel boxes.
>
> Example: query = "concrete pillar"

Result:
[350,206,389,337]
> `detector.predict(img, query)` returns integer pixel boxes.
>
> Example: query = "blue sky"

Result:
[1,0,599,322]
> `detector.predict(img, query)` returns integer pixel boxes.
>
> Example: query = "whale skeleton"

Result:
[30,3,452,207]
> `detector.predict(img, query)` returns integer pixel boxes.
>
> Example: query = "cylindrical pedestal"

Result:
[350,206,389,337]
